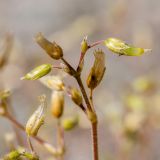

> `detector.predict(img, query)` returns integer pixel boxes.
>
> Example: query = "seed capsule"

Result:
[35,33,63,60]
[87,50,106,89]
[61,116,78,131]
[51,91,64,118]
[70,87,82,106]
[3,150,20,160]
[104,38,151,56]
[26,95,46,136]
[81,36,88,54]
[21,64,52,80]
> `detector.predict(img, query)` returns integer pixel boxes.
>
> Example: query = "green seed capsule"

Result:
[81,36,88,54]
[61,117,78,131]
[3,150,20,160]
[104,38,151,56]
[21,64,52,80]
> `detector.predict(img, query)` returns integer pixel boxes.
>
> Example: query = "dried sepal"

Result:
[104,38,151,56]
[35,32,63,60]
[87,50,106,90]
[39,75,65,91]
[51,91,64,118]
[26,95,46,136]
[21,64,52,80]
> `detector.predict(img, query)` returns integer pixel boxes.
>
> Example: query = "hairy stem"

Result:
[92,122,99,160]
[76,76,92,111]
[75,76,99,160]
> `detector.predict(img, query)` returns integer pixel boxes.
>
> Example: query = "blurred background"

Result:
[0,0,159,159]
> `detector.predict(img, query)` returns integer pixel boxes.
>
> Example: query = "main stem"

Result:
[61,57,99,160]
[76,76,99,160]
[91,122,98,160]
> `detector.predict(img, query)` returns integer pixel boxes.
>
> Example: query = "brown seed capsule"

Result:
[26,95,46,136]
[35,33,63,60]
[51,91,64,118]
[87,50,106,89]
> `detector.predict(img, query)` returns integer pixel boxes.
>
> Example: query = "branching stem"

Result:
[5,112,61,156]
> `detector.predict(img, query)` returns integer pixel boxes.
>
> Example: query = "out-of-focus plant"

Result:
[0,31,150,160]
[105,76,160,160]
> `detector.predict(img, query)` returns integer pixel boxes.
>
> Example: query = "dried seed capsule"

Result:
[26,95,46,136]
[61,116,78,131]
[35,33,63,60]
[104,38,151,56]
[21,64,52,80]
[87,50,106,89]
[70,88,82,106]
[51,91,64,118]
